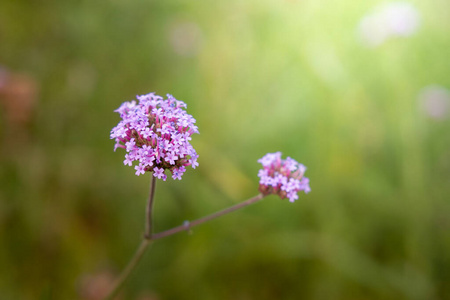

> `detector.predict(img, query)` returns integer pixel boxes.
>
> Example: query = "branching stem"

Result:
[104,178,265,300]
[151,193,265,240]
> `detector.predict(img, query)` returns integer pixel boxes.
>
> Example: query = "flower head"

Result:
[257,152,310,202]
[110,93,199,179]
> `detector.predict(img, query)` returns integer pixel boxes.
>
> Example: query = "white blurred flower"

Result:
[168,20,203,57]
[358,2,420,47]
[418,85,450,120]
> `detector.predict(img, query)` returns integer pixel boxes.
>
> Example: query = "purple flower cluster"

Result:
[110,93,199,180]
[257,152,310,202]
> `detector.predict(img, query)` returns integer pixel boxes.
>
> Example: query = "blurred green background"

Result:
[1,0,450,299]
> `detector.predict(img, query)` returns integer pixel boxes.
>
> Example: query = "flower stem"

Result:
[104,176,156,300]
[104,239,152,300]
[104,192,265,299]
[145,176,156,239]
[151,193,265,240]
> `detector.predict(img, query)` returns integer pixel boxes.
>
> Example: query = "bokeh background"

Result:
[1,0,450,299]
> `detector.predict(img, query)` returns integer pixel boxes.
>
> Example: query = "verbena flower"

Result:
[110,93,199,180]
[257,152,310,202]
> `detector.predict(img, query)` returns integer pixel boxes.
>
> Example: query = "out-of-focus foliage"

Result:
[1,0,449,299]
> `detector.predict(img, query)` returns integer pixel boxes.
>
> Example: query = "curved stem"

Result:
[152,193,265,240]
[104,176,157,300]
[104,239,152,300]
[103,192,265,299]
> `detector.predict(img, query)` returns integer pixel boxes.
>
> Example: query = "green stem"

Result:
[104,239,152,300]
[104,192,265,299]
[151,193,265,240]
[145,176,156,239]
[104,176,156,300]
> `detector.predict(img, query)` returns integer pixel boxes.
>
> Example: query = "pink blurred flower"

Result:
[418,85,450,120]
[358,2,420,47]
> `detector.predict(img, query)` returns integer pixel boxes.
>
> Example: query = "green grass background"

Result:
[1,0,450,299]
